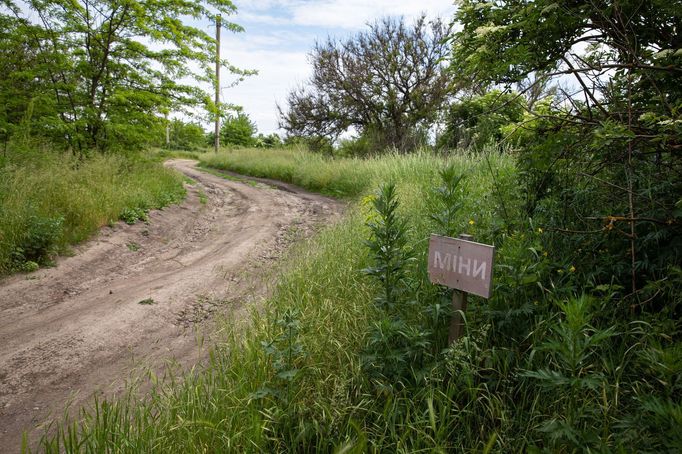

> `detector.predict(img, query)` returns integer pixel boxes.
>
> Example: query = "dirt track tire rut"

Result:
[0,159,342,451]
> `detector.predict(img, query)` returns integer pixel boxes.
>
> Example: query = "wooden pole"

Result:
[214,15,221,153]
[449,233,473,344]
[164,111,170,147]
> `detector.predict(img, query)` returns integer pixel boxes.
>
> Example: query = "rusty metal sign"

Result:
[428,234,495,298]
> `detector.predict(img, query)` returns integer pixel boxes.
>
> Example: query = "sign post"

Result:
[427,233,495,344]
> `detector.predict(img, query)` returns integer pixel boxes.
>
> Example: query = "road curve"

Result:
[0,159,342,451]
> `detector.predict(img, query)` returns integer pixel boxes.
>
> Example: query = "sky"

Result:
[217,0,457,136]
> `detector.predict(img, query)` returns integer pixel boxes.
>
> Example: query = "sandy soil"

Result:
[0,159,343,452]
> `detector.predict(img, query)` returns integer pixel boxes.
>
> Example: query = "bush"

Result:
[0,143,185,274]
[39,147,682,451]
[10,214,63,268]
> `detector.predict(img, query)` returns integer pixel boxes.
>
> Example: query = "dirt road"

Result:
[0,159,342,451]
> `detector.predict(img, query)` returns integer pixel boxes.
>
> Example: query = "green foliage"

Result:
[522,296,616,450]
[167,120,207,151]
[119,207,149,225]
[363,184,414,310]
[361,183,433,387]
[336,133,376,158]
[438,90,525,150]
[254,133,283,149]
[0,143,185,275]
[10,214,64,268]
[430,164,466,237]
[254,309,306,405]
[220,111,257,147]
[450,0,682,311]
[0,0,250,151]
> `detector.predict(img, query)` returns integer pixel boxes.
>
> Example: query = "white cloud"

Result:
[290,0,455,29]
[238,11,291,27]
[237,0,455,30]
[220,0,457,134]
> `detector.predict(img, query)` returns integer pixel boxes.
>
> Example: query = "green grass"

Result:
[35,147,681,452]
[0,145,185,274]
[198,147,459,198]
[196,164,263,188]
[35,147,520,451]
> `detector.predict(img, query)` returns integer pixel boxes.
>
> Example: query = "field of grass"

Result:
[0,145,186,275]
[36,147,681,452]
[199,148,441,198]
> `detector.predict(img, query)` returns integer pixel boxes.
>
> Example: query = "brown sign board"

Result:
[428,234,495,298]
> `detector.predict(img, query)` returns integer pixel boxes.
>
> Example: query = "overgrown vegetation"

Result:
[0,143,185,274]
[0,0,257,154]
[1,0,678,451]
[37,145,680,451]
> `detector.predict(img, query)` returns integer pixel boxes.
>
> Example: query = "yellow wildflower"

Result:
[469,219,475,225]
[569,265,576,273]
[537,227,543,234]
[361,194,376,207]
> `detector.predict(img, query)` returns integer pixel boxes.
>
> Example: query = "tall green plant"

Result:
[522,295,616,449]
[361,183,435,387]
[363,183,414,311]
[430,163,465,237]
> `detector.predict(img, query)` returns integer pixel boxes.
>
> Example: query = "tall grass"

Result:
[0,145,185,274]
[199,147,457,198]
[36,147,516,451]
[36,147,681,452]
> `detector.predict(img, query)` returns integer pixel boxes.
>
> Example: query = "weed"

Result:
[127,242,140,252]
[430,164,466,237]
[138,298,155,305]
[361,183,435,390]
[0,146,185,275]
[10,214,63,270]
[253,308,306,405]
[36,147,681,452]
[119,207,149,225]
[21,260,39,272]
[521,295,616,450]
[362,183,413,310]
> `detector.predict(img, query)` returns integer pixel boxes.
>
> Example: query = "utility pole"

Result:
[164,111,170,147]
[214,14,221,153]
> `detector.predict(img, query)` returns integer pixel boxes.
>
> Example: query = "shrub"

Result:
[0,143,185,275]
[10,214,64,267]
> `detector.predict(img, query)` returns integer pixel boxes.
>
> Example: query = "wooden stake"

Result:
[214,14,221,153]
[449,233,473,344]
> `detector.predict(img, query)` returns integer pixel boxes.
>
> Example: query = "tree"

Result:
[0,13,55,140]
[254,133,282,148]
[280,15,453,152]
[167,120,206,150]
[450,0,682,295]
[1,0,249,151]
[437,90,525,150]
[220,111,256,147]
